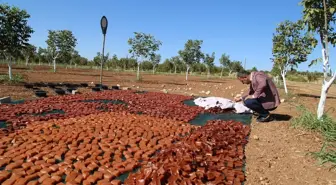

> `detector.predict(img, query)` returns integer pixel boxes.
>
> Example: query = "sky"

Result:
[3,0,336,71]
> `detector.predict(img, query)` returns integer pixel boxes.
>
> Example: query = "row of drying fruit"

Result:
[0,90,208,134]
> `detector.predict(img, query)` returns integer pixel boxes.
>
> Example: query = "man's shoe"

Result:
[252,111,259,118]
[257,114,274,122]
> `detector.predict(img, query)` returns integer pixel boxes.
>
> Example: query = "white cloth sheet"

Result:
[193,97,252,114]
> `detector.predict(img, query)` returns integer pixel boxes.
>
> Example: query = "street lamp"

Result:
[100,16,108,85]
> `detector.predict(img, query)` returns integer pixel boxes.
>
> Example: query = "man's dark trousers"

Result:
[244,98,269,117]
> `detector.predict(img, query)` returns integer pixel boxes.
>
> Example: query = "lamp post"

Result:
[100,16,108,85]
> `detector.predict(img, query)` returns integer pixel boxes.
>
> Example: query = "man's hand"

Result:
[234,96,242,102]
[244,95,254,100]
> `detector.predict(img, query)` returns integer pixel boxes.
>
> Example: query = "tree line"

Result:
[0,3,250,81]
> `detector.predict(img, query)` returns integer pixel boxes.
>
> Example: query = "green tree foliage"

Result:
[36,47,48,65]
[23,44,36,66]
[219,53,231,78]
[0,4,34,79]
[69,50,81,67]
[171,56,182,74]
[178,40,204,80]
[230,61,244,73]
[93,52,109,68]
[157,59,174,73]
[119,57,137,71]
[272,20,317,94]
[301,0,336,118]
[46,30,77,72]
[151,54,161,74]
[271,63,281,77]
[251,67,258,72]
[141,61,153,71]
[128,32,162,80]
[204,52,215,78]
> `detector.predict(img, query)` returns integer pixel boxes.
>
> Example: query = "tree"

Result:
[272,20,317,94]
[108,54,118,70]
[178,40,204,81]
[0,4,34,80]
[70,50,81,68]
[128,32,162,80]
[36,47,48,65]
[230,61,244,73]
[251,67,258,72]
[158,59,174,73]
[204,52,215,79]
[151,54,161,74]
[301,0,336,119]
[219,53,231,78]
[46,30,77,72]
[23,44,36,66]
[171,56,182,74]
[93,52,109,68]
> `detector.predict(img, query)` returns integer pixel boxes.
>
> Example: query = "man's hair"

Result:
[237,71,250,78]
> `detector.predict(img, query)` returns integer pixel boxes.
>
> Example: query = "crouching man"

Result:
[234,71,281,122]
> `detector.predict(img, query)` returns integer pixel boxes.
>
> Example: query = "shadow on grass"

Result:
[297,93,336,100]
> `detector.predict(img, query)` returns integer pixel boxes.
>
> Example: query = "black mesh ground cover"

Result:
[116,167,141,182]
[189,113,252,126]
[0,120,6,128]
[16,109,65,117]
[184,98,252,126]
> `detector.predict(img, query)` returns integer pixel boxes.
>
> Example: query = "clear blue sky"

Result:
[3,0,336,71]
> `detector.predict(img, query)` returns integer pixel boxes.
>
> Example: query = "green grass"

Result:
[287,74,308,82]
[291,106,336,166]
[0,74,25,84]
[311,143,336,168]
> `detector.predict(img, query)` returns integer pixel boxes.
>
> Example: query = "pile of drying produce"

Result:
[125,120,250,185]
[0,112,196,185]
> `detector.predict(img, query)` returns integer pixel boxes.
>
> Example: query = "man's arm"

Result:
[253,74,267,98]
[242,84,254,99]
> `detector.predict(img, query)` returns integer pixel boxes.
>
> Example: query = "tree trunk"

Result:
[8,57,12,80]
[25,56,29,66]
[281,72,288,94]
[317,0,331,119]
[317,72,336,119]
[185,66,190,81]
[137,62,141,80]
[317,86,327,119]
[207,66,210,79]
[39,58,41,65]
[53,58,57,72]
[220,67,224,78]
[152,65,155,74]
[174,65,177,74]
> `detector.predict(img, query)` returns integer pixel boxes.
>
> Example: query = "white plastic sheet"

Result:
[194,97,252,114]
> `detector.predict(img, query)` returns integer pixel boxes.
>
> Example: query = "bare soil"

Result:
[1,65,336,185]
